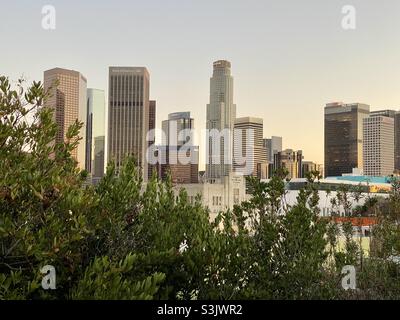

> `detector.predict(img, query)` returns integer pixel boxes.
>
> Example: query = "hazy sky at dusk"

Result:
[2,0,400,168]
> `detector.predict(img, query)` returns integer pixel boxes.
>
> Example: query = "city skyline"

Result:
[4,1,400,168]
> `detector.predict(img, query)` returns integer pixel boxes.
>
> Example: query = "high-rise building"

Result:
[370,110,396,118]
[324,102,370,177]
[273,149,303,179]
[394,112,400,172]
[363,115,394,176]
[363,109,400,173]
[148,100,157,178]
[162,112,194,147]
[302,161,319,178]
[86,89,106,183]
[263,136,282,163]
[206,60,236,182]
[234,117,268,178]
[108,67,150,181]
[149,100,156,145]
[44,68,87,169]
[159,112,198,184]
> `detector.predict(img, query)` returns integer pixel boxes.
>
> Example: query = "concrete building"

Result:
[324,102,370,177]
[274,149,303,179]
[362,109,400,174]
[157,146,199,184]
[394,112,400,172]
[175,173,246,221]
[206,60,236,182]
[302,161,320,178]
[162,112,194,146]
[234,117,268,178]
[44,68,87,170]
[108,67,150,180]
[363,115,394,176]
[158,112,198,184]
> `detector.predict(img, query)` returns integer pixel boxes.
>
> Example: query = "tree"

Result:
[0,77,164,299]
[3,75,400,300]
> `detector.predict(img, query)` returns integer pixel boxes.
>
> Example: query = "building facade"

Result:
[158,112,198,184]
[175,173,247,221]
[363,115,394,176]
[85,89,106,183]
[274,149,303,179]
[302,161,319,178]
[233,117,268,178]
[44,68,87,170]
[394,112,400,172]
[206,60,236,182]
[148,100,157,178]
[263,136,282,163]
[324,102,370,177]
[108,67,150,181]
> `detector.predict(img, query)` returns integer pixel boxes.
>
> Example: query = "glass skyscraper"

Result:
[86,89,106,183]
[324,102,370,177]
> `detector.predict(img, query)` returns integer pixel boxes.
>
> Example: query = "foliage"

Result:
[2,76,400,300]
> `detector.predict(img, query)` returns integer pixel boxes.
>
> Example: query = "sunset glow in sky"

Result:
[2,0,400,168]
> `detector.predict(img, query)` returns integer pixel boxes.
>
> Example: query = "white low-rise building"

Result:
[173,173,247,220]
[173,175,391,219]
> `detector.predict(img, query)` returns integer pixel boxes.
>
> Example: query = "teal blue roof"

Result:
[328,176,390,184]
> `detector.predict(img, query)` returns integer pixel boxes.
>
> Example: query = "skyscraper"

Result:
[44,68,87,169]
[363,109,400,173]
[159,112,198,184]
[148,100,157,145]
[324,102,370,177]
[148,100,157,178]
[162,112,194,147]
[206,60,236,182]
[363,115,394,176]
[302,161,319,178]
[86,89,106,183]
[394,112,400,172]
[234,117,268,178]
[108,67,150,180]
[263,136,283,163]
[273,149,303,179]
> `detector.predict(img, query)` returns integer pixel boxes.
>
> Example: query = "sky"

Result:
[2,0,400,169]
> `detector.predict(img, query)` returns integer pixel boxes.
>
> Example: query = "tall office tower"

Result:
[368,109,400,172]
[395,112,400,172]
[148,100,157,178]
[370,110,396,118]
[363,115,394,176]
[148,101,156,144]
[234,117,268,178]
[273,149,303,179]
[108,67,150,181]
[159,112,198,184]
[44,68,87,169]
[324,102,370,177]
[206,60,236,182]
[162,112,194,146]
[302,161,318,178]
[86,89,106,183]
[263,136,283,163]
